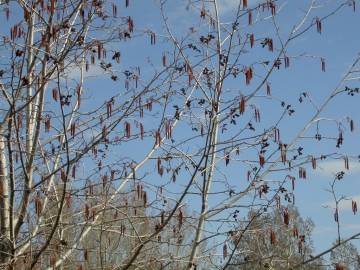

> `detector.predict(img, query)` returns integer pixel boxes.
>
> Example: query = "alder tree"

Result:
[0,0,359,269]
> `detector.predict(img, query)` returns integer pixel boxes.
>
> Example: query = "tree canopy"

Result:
[0,0,359,269]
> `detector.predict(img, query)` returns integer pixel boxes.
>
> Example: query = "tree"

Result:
[70,185,200,270]
[228,205,325,270]
[330,242,360,270]
[0,0,359,269]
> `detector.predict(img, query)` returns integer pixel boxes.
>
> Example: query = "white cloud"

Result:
[314,160,360,177]
[61,62,110,82]
[342,223,360,231]
[313,223,360,235]
[313,226,337,235]
[218,0,263,14]
[46,63,110,88]
[322,194,360,211]
[218,0,241,14]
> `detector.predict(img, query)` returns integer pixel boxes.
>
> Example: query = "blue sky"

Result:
[75,0,360,254]
[2,0,360,263]
[98,0,360,254]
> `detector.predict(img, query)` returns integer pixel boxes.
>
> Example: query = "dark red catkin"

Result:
[283,208,289,226]
[311,156,316,170]
[139,123,144,140]
[352,200,357,215]
[270,2,276,16]
[223,242,228,259]
[125,122,131,138]
[284,55,290,68]
[127,16,134,32]
[245,67,253,85]
[249,33,254,48]
[150,32,156,45]
[200,6,206,19]
[162,54,166,67]
[254,108,261,122]
[45,114,51,132]
[350,119,355,132]
[106,101,112,118]
[316,17,322,34]
[248,10,252,25]
[112,3,117,17]
[178,208,183,228]
[344,156,349,170]
[52,88,58,101]
[321,58,326,72]
[70,122,76,137]
[155,130,161,145]
[157,156,162,175]
[266,83,271,96]
[270,229,276,245]
[239,95,246,114]
[259,154,265,167]
[334,209,339,222]
[243,0,248,9]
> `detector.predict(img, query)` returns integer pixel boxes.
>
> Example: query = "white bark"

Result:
[186,1,222,268]
[0,128,9,240]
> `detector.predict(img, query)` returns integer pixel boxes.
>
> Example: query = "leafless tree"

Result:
[0,0,359,269]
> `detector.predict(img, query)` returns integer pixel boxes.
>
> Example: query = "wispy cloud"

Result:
[322,194,360,211]
[314,160,360,177]
[313,223,360,235]
[217,0,241,14]
[62,63,110,82]
[218,0,263,15]
[342,223,360,231]
[313,225,337,235]
[167,0,264,27]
